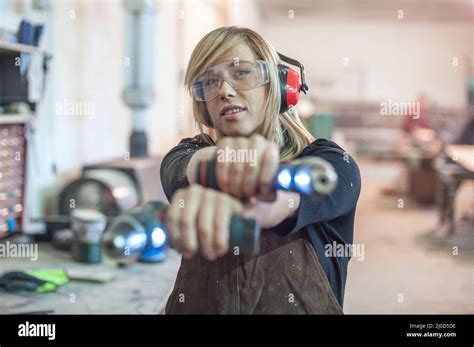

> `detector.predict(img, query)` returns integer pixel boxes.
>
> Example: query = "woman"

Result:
[160,26,361,314]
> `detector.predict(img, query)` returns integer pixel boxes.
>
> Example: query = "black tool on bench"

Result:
[0,271,46,292]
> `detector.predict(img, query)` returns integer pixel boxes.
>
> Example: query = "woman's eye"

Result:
[204,78,220,86]
[233,70,251,79]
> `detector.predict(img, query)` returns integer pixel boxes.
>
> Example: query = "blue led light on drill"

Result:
[277,168,292,190]
[294,167,313,195]
[151,227,167,248]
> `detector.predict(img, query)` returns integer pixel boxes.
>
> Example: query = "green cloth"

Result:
[25,269,69,293]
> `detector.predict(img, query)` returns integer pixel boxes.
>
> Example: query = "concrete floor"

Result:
[344,158,474,313]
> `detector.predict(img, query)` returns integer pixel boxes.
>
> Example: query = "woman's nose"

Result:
[218,80,236,99]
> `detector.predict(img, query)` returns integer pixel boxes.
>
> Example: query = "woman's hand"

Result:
[241,191,301,229]
[166,184,243,261]
[215,133,280,202]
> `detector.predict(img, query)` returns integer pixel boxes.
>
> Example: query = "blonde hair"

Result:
[184,26,314,160]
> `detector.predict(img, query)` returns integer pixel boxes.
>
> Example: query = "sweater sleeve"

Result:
[160,134,213,202]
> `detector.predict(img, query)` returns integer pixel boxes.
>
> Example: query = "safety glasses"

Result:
[191,60,270,102]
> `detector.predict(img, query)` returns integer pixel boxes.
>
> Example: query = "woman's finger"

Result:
[216,138,231,191]
[227,138,247,198]
[167,189,186,252]
[241,134,264,199]
[177,185,201,258]
[212,194,231,257]
[257,142,279,201]
[197,189,217,260]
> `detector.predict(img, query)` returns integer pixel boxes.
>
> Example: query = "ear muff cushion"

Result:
[286,67,300,108]
[278,64,300,113]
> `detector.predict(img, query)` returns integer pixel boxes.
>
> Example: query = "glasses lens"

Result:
[192,74,220,102]
[228,62,260,90]
[192,61,269,101]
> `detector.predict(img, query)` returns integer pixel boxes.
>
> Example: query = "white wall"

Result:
[227,0,261,32]
[261,17,473,108]
[50,0,197,170]
[52,1,129,173]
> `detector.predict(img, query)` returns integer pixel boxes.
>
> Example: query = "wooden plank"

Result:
[0,41,43,54]
[0,114,30,124]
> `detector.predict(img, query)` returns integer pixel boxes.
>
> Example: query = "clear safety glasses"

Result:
[191,60,270,102]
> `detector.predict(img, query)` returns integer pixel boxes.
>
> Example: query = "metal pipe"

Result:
[122,0,156,157]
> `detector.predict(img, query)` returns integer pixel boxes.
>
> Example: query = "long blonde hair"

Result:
[185,26,314,160]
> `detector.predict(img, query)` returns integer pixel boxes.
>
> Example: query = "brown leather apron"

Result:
[165,228,343,314]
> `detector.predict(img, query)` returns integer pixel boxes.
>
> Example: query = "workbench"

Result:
[434,145,474,236]
[0,242,181,314]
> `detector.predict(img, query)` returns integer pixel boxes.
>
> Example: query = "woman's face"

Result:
[204,43,268,137]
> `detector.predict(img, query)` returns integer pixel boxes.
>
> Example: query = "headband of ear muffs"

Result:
[201,52,309,128]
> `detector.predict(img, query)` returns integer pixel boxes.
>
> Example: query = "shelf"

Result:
[0,41,43,54]
[0,114,30,124]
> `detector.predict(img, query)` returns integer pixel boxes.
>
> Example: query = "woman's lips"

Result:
[221,109,245,121]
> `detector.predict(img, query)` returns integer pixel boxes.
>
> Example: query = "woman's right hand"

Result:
[166,184,243,261]
[186,134,279,202]
[214,134,279,202]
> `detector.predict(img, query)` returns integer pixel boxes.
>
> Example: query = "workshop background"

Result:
[0,0,472,314]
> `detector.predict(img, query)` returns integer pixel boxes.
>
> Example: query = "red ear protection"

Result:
[277,52,309,113]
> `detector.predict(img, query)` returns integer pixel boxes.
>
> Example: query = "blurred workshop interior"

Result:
[0,0,472,314]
